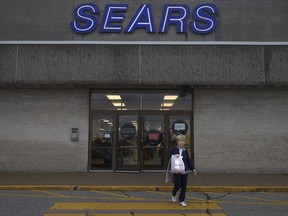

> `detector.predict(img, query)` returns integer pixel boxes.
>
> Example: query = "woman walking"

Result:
[170,134,197,207]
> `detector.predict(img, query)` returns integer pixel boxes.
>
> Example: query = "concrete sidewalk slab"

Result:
[0,172,288,192]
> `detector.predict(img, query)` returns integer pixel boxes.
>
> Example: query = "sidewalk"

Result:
[0,172,288,192]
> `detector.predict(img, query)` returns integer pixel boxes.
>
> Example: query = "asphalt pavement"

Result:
[0,172,288,192]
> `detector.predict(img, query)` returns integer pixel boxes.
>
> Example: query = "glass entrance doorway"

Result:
[90,91,193,172]
[117,115,165,171]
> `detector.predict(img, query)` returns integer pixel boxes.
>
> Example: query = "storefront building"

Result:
[0,0,288,173]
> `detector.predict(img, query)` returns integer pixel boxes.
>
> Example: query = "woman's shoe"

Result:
[180,201,187,207]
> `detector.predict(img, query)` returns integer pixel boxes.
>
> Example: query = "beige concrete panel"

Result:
[0,45,17,84]
[141,45,264,85]
[16,45,140,84]
[0,0,73,40]
[215,0,288,41]
[265,46,288,84]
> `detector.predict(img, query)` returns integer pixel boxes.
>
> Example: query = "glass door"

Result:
[169,116,192,158]
[91,114,192,171]
[116,114,166,171]
[117,115,139,171]
[141,115,165,170]
[90,115,114,170]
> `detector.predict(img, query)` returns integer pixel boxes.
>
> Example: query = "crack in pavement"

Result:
[203,192,230,215]
[121,191,130,198]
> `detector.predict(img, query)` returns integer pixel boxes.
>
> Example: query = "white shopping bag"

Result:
[171,155,185,174]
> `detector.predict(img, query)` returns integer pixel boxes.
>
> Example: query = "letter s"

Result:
[190,4,218,34]
[70,3,99,34]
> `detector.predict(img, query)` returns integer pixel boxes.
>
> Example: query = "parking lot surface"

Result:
[0,190,288,216]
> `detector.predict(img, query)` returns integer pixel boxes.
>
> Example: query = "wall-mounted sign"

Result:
[104,132,111,139]
[70,128,79,141]
[120,123,136,139]
[172,120,188,135]
[146,129,162,146]
[71,3,218,34]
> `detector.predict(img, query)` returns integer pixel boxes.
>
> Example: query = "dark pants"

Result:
[172,173,188,202]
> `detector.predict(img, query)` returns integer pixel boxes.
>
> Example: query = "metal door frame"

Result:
[88,89,194,172]
[89,111,193,172]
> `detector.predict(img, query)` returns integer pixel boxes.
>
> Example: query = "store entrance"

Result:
[117,115,165,171]
[89,91,193,172]
[90,113,192,172]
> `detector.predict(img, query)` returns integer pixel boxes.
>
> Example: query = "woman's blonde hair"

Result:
[176,134,186,142]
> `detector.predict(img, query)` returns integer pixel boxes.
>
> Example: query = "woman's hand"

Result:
[174,154,180,158]
[192,169,198,175]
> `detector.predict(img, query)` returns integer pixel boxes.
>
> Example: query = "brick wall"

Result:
[1,88,287,173]
[194,89,288,173]
[0,89,89,172]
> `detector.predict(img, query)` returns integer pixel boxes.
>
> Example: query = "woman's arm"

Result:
[184,150,195,171]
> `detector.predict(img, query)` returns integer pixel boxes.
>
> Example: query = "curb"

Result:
[0,185,288,192]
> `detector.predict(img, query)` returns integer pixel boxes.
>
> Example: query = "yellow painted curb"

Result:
[186,186,288,192]
[0,185,288,192]
[80,186,288,192]
[0,185,74,190]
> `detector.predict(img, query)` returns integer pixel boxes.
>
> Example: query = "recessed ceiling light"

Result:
[163,95,178,100]
[112,102,125,107]
[161,102,173,107]
[106,95,122,100]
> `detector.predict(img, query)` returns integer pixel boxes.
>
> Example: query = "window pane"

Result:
[91,93,140,110]
[91,147,112,169]
[91,115,113,169]
[91,116,113,147]
[169,116,191,149]
[117,115,139,170]
[91,92,192,111]
[142,93,192,110]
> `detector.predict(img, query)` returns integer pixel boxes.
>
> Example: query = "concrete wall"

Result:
[0,89,89,172]
[0,0,288,41]
[194,89,288,173]
[1,45,288,86]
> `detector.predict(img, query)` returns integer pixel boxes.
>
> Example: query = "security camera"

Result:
[179,85,189,97]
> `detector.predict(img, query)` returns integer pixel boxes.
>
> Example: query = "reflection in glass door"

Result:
[91,115,114,170]
[90,91,193,171]
[90,114,192,171]
[141,116,165,170]
[169,116,192,157]
[117,115,139,171]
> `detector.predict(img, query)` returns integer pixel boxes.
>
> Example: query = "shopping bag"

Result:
[171,155,185,174]
[165,158,174,183]
[165,172,174,183]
